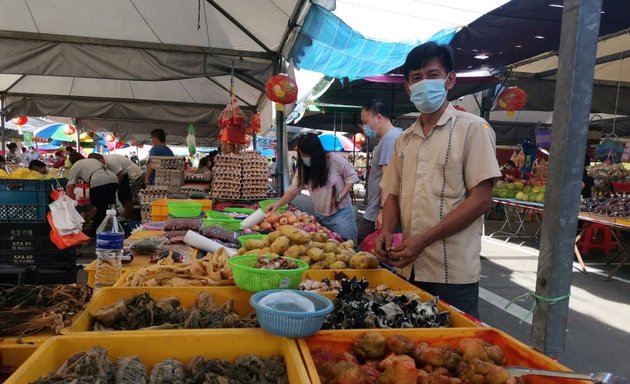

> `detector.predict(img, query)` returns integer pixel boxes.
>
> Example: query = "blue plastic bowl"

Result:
[250,290,334,338]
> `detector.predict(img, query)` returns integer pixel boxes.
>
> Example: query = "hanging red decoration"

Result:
[106,134,116,142]
[250,112,261,133]
[131,141,138,147]
[115,141,125,149]
[353,132,366,145]
[265,74,298,104]
[218,96,247,145]
[11,116,28,126]
[62,124,76,136]
[497,87,527,116]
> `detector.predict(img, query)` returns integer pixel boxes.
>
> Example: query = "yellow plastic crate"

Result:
[299,328,586,384]
[66,287,253,333]
[5,330,310,384]
[151,198,212,222]
[0,343,38,377]
[302,269,419,291]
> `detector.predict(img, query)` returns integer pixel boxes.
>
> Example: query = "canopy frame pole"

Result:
[532,0,603,356]
[205,0,273,53]
[1,94,5,157]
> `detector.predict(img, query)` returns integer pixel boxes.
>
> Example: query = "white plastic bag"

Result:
[259,290,315,313]
[49,195,85,235]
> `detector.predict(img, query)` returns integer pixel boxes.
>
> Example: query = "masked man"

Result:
[375,42,501,318]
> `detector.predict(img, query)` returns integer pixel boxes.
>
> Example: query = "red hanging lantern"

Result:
[115,141,125,149]
[11,116,28,126]
[250,112,261,133]
[62,124,76,136]
[353,132,366,145]
[265,74,298,104]
[497,86,527,117]
[106,134,116,142]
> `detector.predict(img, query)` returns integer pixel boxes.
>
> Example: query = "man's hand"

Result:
[375,211,383,229]
[265,203,278,213]
[373,230,393,260]
[387,234,428,268]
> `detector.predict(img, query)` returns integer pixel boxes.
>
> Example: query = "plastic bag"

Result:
[163,218,201,231]
[186,124,197,155]
[47,212,90,250]
[259,290,315,313]
[359,230,403,253]
[129,237,166,256]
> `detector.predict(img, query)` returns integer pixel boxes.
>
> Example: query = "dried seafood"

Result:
[0,283,92,336]
[91,291,257,331]
[255,255,299,270]
[299,272,389,294]
[121,248,233,287]
[323,279,449,329]
[33,348,288,384]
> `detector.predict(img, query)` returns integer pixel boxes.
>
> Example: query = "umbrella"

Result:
[318,133,356,152]
[256,147,276,157]
[36,143,63,151]
[33,123,67,139]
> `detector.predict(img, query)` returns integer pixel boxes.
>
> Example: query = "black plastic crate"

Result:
[0,248,77,266]
[0,264,79,285]
[0,178,66,223]
[0,222,51,237]
[0,235,59,251]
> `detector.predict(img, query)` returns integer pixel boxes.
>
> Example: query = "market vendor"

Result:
[5,142,20,164]
[66,153,119,233]
[90,153,144,220]
[28,159,48,175]
[51,151,66,168]
[144,129,174,185]
[374,42,501,318]
[266,133,359,242]
[357,98,402,245]
[502,160,521,181]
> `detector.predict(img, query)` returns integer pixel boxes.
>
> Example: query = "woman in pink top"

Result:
[267,133,359,242]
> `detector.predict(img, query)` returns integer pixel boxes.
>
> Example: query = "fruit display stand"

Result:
[4,330,311,384]
[84,231,198,287]
[298,328,588,384]
[66,286,253,333]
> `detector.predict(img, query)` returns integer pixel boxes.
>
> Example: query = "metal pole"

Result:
[275,103,285,196]
[0,95,5,158]
[531,0,603,356]
[480,87,495,121]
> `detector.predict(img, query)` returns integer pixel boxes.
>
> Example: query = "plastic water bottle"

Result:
[95,209,124,289]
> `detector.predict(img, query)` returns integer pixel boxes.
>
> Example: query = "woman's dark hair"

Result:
[198,156,210,169]
[505,160,516,167]
[296,133,328,189]
[69,152,85,165]
[403,41,455,80]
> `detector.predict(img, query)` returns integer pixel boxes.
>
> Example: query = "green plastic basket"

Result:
[205,210,234,220]
[258,199,287,213]
[224,207,256,215]
[167,201,202,218]
[202,218,242,231]
[238,234,268,247]
[228,255,309,292]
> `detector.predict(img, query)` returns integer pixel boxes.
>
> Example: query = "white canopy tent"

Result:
[0,0,310,145]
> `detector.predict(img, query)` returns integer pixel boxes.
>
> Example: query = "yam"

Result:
[270,236,290,254]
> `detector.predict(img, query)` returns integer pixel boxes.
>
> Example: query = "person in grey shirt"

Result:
[357,99,403,245]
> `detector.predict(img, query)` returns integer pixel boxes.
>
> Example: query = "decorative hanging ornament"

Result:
[497,86,527,117]
[353,132,366,145]
[11,116,28,126]
[250,112,261,133]
[62,124,76,136]
[218,96,247,144]
[106,134,116,142]
[265,74,298,104]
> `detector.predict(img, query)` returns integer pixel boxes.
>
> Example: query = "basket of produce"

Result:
[250,289,333,338]
[202,216,242,231]
[4,330,310,384]
[205,210,234,220]
[166,201,202,218]
[228,255,309,292]
[258,199,287,213]
[224,207,256,215]
[238,234,267,247]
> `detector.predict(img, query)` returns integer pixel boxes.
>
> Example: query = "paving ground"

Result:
[481,220,630,377]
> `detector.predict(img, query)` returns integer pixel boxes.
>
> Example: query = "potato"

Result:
[313,233,329,243]
[237,247,248,255]
[285,245,307,258]
[267,230,282,242]
[279,225,310,244]
[340,240,355,250]
[323,242,338,254]
[308,241,326,250]
[349,253,380,269]
[335,252,352,264]
[307,247,324,262]
[245,239,266,250]
[262,236,272,247]
[310,261,329,270]
[298,255,312,265]
[329,261,347,269]
[323,252,337,265]
[270,236,290,254]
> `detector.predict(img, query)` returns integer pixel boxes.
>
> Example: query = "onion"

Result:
[279,217,288,225]
[266,213,280,224]
[260,222,272,231]
[286,214,297,225]
[250,225,260,232]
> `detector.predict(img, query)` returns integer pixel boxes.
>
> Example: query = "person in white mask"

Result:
[357,99,402,245]
[374,42,501,318]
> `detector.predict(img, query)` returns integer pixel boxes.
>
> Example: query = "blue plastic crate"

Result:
[0,179,66,223]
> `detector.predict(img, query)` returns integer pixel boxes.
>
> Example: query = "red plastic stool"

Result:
[578,222,620,256]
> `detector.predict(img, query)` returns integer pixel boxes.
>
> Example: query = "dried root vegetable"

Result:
[121,248,233,287]
[0,283,92,336]
[90,291,257,331]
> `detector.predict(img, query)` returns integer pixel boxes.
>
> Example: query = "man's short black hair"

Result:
[28,160,46,170]
[7,142,17,150]
[151,129,166,143]
[403,42,455,80]
[362,98,392,120]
